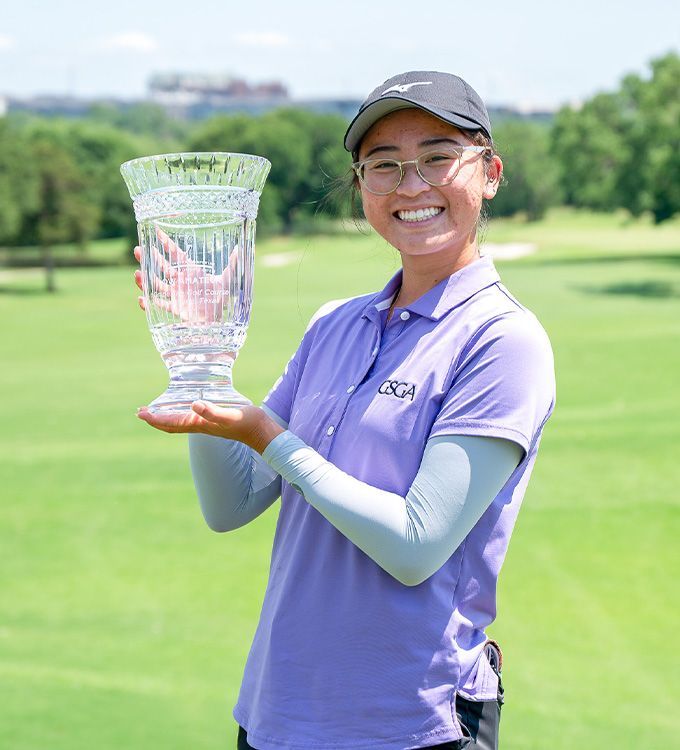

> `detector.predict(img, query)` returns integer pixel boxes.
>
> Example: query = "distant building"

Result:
[148,72,291,118]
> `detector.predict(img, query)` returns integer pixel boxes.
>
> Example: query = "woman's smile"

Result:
[394,206,445,223]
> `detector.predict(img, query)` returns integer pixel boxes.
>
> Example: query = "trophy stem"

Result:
[146,349,251,413]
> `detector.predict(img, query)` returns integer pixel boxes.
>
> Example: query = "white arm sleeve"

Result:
[262,431,523,586]
[187,404,288,532]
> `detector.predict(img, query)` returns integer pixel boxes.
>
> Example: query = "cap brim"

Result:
[344,97,488,153]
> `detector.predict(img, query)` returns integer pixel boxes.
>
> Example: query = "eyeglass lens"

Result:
[360,150,462,194]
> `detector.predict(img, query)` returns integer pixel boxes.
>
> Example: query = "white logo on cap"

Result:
[382,81,432,95]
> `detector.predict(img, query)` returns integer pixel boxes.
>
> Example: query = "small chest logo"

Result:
[378,379,417,401]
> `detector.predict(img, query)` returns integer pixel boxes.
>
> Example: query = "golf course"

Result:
[1,208,678,749]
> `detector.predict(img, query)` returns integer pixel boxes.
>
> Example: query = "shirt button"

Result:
[400,311,410,321]
[326,425,335,436]
[346,385,355,394]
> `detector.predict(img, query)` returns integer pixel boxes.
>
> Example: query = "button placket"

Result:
[324,352,368,445]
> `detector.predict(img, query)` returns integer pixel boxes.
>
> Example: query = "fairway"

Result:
[1,210,679,749]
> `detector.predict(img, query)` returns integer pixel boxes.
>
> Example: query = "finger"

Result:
[148,241,175,277]
[138,244,177,301]
[137,406,214,434]
[221,246,240,284]
[149,272,172,297]
[155,227,213,277]
[191,400,245,425]
[138,295,146,311]
[156,226,190,265]
[229,246,239,274]
[136,269,173,310]
[134,245,142,263]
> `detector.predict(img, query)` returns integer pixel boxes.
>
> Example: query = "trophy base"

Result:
[146,384,251,414]
[145,349,250,413]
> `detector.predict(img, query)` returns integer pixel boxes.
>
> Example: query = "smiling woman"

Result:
[354,108,502,283]
[136,70,556,750]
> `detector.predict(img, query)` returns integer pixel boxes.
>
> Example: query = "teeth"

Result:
[397,207,443,222]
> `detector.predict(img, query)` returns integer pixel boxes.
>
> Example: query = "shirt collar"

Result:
[362,255,501,322]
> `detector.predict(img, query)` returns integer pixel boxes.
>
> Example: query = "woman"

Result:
[136,70,556,750]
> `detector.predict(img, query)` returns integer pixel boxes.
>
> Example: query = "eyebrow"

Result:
[363,137,466,159]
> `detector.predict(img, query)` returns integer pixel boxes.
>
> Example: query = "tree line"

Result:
[0,52,677,268]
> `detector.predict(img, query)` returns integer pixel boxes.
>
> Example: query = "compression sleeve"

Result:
[187,404,287,532]
[262,431,523,586]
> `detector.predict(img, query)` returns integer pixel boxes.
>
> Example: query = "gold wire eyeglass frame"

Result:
[352,146,491,195]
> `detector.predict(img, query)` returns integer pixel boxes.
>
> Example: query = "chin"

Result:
[397,236,456,256]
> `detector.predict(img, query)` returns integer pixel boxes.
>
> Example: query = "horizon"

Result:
[0,75,564,115]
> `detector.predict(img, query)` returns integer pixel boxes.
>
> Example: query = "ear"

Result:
[483,154,503,200]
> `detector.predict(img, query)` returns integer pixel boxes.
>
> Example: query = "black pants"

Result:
[237,642,503,750]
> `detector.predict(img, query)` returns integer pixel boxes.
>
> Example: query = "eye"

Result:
[366,159,400,173]
[421,151,458,166]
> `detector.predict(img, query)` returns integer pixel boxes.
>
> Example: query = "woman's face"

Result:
[356,108,502,262]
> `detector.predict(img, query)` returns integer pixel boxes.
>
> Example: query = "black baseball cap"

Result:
[344,70,492,154]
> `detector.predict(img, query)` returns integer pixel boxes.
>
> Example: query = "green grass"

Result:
[1,209,679,749]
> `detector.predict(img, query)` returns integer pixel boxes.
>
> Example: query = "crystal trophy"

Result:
[120,152,271,412]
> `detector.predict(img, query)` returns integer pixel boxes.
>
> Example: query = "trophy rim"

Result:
[120,151,272,172]
[121,151,272,201]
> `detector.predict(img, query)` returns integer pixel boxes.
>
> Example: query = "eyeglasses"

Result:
[352,147,491,195]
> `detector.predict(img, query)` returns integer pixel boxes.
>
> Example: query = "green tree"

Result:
[491,120,562,220]
[88,101,189,141]
[551,51,680,223]
[24,138,101,291]
[0,119,39,245]
[189,109,351,232]
[61,122,154,239]
[270,109,352,223]
[22,119,155,257]
[551,92,630,211]
[617,52,680,223]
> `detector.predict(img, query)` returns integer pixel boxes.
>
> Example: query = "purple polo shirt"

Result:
[233,255,555,750]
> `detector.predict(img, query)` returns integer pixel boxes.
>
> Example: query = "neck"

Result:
[396,241,480,308]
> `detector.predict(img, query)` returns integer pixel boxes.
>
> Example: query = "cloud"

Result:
[233,31,290,48]
[101,32,158,53]
[0,34,14,51]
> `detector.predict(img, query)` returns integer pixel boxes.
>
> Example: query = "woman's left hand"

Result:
[137,401,284,454]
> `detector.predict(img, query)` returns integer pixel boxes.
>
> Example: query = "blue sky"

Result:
[1,0,678,109]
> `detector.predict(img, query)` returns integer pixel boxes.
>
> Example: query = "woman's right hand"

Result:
[133,245,146,312]
[133,229,239,323]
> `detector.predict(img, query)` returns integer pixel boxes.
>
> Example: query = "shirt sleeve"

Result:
[263,299,347,424]
[429,312,556,456]
[261,343,304,426]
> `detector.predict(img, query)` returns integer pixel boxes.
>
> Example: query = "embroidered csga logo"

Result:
[378,379,417,401]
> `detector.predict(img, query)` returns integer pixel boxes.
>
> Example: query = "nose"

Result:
[395,161,430,197]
